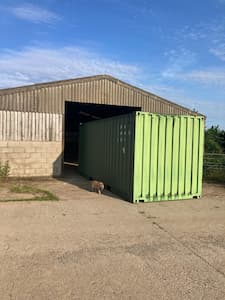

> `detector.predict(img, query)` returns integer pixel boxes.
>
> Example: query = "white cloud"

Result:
[210,44,225,61]
[0,46,141,88]
[167,69,225,87]
[162,47,225,87]
[162,47,196,79]
[173,19,225,67]
[174,19,225,44]
[182,70,225,86]
[9,3,60,24]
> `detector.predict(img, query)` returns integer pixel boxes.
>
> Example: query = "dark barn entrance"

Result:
[64,102,140,164]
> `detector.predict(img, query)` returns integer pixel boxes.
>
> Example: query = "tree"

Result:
[205,126,225,153]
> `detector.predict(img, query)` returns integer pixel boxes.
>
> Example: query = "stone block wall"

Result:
[0,141,62,177]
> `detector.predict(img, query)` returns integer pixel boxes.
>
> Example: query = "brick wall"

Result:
[0,141,62,177]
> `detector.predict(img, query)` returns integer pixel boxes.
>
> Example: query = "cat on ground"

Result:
[91,180,104,194]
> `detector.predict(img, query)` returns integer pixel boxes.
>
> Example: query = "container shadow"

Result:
[57,164,124,201]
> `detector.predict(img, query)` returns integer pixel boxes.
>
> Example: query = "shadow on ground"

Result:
[57,164,123,201]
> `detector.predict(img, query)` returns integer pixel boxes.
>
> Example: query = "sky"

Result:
[0,0,225,128]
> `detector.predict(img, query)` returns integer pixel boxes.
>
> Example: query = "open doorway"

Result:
[64,102,140,165]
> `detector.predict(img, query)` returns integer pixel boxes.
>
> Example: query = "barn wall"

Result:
[0,111,62,141]
[0,76,197,116]
[0,111,63,177]
[0,75,202,178]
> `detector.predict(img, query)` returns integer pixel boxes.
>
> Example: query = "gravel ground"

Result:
[0,172,225,300]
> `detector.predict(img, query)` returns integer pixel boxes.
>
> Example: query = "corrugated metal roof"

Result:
[0,74,203,116]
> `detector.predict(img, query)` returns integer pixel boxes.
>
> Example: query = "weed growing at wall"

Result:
[0,161,10,180]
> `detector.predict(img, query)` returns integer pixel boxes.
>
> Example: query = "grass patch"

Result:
[1,184,59,202]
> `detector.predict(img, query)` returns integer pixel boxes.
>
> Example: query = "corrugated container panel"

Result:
[79,113,135,200]
[133,113,204,202]
[79,112,204,203]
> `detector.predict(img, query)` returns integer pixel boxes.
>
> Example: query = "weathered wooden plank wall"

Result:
[0,111,62,141]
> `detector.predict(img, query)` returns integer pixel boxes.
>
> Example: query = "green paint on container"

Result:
[79,112,205,203]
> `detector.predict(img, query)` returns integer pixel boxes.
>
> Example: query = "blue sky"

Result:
[0,0,225,128]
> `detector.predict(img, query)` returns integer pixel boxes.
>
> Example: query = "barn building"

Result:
[0,74,202,177]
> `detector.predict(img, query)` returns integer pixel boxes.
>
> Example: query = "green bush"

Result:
[0,161,10,179]
[205,126,225,153]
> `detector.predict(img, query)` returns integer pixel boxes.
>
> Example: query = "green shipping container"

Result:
[79,112,205,203]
